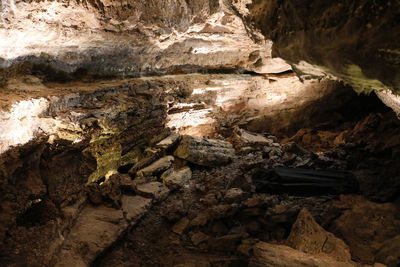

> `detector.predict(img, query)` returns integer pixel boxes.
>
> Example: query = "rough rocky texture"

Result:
[174,135,235,166]
[331,195,400,264]
[287,208,352,262]
[55,205,127,266]
[0,0,282,85]
[136,156,174,177]
[161,167,192,190]
[243,0,400,95]
[121,195,152,223]
[249,242,355,267]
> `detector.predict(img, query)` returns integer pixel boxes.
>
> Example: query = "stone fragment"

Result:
[136,156,174,177]
[135,182,170,201]
[375,235,400,267]
[172,217,190,235]
[224,188,246,203]
[231,128,273,147]
[161,167,192,190]
[174,135,234,166]
[286,208,352,262]
[331,195,400,263]
[121,195,152,222]
[155,132,181,150]
[190,211,210,227]
[56,205,127,266]
[249,242,356,267]
[190,231,210,246]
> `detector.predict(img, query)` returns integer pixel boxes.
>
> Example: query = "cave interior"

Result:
[0,0,400,266]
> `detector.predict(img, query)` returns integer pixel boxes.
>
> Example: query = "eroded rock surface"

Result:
[243,0,400,95]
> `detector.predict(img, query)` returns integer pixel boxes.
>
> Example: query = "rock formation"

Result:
[0,0,399,266]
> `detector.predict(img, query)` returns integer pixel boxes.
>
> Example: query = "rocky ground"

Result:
[0,71,399,266]
[1,1,399,266]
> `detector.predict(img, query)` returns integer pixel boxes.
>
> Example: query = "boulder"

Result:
[56,205,127,266]
[249,242,356,267]
[135,182,170,201]
[231,128,273,147]
[136,156,174,177]
[172,217,190,235]
[287,208,352,262]
[331,195,400,263]
[161,167,192,190]
[224,188,247,203]
[174,135,234,166]
[155,132,181,150]
[190,231,210,246]
[121,195,152,223]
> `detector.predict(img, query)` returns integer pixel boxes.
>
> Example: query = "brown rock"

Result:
[174,135,234,166]
[190,231,210,246]
[249,242,356,267]
[155,132,181,150]
[287,208,352,262]
[161,167,192,190]
[375,235,400,267]
[224,188,246,203]
[121,195,152,223]
[135,182,170,201]
[190,211,210,227]
[331,195,400,263]
[56,205,127,266]
[172,217,190,235]
[136,156,174,177]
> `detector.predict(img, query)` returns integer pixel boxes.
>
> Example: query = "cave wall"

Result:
[241,0,400,95]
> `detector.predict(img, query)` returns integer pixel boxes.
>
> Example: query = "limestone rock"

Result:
[136,156,174,177]
[56,205,127,266]
[155,133,181,150]
[190,231,210,246]
[121,195,152,223]
[224,188,246,203]
[245,0,400,94]
[331,195,400,263]
[135,182,170,201]
[286,208,352,262]
[172,217,190,235]
[162,167,192,190]
[249,242,356,267]
[174,135,234,166]
[231,128,273,147]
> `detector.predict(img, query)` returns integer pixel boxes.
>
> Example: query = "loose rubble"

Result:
[1,93,399,266]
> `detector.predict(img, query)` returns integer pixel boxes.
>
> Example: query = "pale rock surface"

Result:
[331,195,400,263]
[174,135,234,166]
[135,182,170,201]
[121,195,152,223]
[136,156,174,177]
[162,167,192,190]
[224,188,246,203]
[155,132,181,150]
[56,205,127,266]
[286,208,352,262]
[249,242,356,267]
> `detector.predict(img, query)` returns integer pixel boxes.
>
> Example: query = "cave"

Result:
[0,1,400,266]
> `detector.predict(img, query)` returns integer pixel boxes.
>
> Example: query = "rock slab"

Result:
[174,135,234,166]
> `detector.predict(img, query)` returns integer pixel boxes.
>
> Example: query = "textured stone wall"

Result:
[240,0,400,95]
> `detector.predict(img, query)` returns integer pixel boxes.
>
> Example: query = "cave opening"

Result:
[1,1,400,267]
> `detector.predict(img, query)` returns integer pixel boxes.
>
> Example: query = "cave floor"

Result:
[0,73,400,267]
